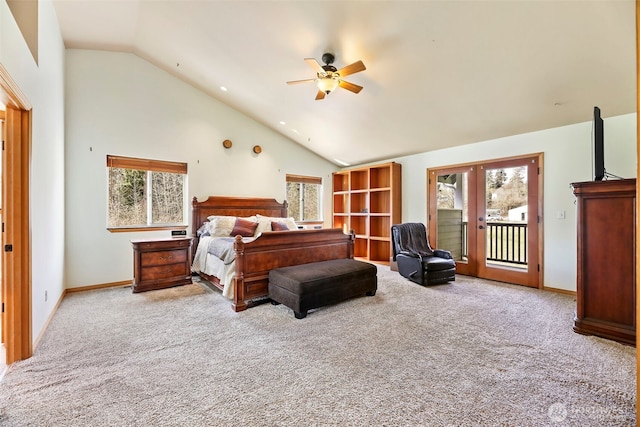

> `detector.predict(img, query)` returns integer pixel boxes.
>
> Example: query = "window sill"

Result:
[107,225,188,233]
[295,220,325,230]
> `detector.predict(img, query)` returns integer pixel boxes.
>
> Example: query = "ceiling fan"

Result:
[286,53,366,100]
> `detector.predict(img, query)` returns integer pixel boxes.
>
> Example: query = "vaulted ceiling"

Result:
[52,0,636,167]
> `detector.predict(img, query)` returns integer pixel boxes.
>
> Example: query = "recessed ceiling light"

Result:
[279,121,286,125]
[292,129,299,134]
[220,86,228,92]
[334,159,351,166]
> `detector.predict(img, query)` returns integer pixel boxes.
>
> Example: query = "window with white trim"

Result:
[107,155,187,229]
[286,174,322,222]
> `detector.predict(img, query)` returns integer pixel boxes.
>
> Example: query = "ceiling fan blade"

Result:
[286,78,315,85]
[305,58,324,74]
[338,80,363,94]
[336,60,366,78]
[315,90,326,100]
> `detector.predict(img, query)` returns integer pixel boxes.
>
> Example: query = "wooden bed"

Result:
[191,196,355,312]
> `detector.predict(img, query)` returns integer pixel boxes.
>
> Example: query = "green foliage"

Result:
[287,181,321,221]
[485,167,528,219]
[302,183,319,220]
[113,169,145,207]
[493,169,507,189]
[151,172,184,224]
[108,169,146,227]
[108,168,184,227]
[287,182,301,220]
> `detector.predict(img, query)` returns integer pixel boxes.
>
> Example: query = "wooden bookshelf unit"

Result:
[332,162,401,263]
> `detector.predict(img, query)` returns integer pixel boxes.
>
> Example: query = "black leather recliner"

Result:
[391,222,456,285]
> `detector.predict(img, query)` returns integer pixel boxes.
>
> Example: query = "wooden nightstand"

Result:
[131,237,194,293]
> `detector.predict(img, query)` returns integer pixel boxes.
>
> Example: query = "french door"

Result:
[427,154,542,288]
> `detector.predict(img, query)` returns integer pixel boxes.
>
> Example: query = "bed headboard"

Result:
[191,196,288,238]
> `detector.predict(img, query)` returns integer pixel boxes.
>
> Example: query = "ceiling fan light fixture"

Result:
[316,77,339,94]
[287,54,365,100]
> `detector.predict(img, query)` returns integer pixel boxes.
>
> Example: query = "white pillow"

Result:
[207,216,237,237]
[255,215,298,234]
[207,215,258,237]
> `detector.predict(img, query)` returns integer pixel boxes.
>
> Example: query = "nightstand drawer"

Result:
[137,239,191,251]
[141,249,187,266]
[140,263,188,281]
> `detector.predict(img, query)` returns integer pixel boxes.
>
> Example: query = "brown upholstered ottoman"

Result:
[268,258,377,319]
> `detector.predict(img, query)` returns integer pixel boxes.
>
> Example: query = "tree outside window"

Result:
[286,174,322,222]
[486,166,527,220]
[107,155,187,229]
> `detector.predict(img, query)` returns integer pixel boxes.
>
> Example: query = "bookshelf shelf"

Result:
[332,162,401,263]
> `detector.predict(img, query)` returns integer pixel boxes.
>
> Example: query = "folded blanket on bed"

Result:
[207,237,236,264]
[206,236,256,265]
[192,236,256,299]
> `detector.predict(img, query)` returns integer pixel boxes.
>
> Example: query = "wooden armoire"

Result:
[571,178,636,345]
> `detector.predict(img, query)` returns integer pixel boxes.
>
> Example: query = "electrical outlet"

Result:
[556,210,566,220]
[45,290,47,302]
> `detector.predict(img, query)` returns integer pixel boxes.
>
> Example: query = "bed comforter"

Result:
[192,236,255,298]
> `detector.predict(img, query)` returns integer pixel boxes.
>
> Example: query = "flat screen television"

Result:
[593,106,605,181]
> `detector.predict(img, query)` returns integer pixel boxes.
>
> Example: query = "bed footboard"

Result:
[232,229,354,312]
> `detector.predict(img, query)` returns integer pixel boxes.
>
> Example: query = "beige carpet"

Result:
[0,266,635,426]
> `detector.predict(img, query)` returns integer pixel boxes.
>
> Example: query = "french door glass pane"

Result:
[484,166,528,270]
[436,172,468,262]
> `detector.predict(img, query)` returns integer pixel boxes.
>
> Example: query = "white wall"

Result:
[0,0,633,353]
[64,49,338,289]
[65,48,636,293]
[0,0,66,343]
[377,113,637,292]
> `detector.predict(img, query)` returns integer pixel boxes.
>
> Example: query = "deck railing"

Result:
[461,222,528,266]
[486,222,527,265]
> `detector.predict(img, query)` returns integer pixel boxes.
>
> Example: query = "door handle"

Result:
[478,225,484,229]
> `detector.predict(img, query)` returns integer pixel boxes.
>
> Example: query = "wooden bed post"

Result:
[349,231,356,258]
[233,235,248,312]
[191,196,199,236]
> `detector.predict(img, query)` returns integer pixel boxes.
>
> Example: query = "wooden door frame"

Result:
[427,153,543,289]
[475,155,542,288]
[0,64,32,363]
[635,1,639,421]
[427,164,478,276]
